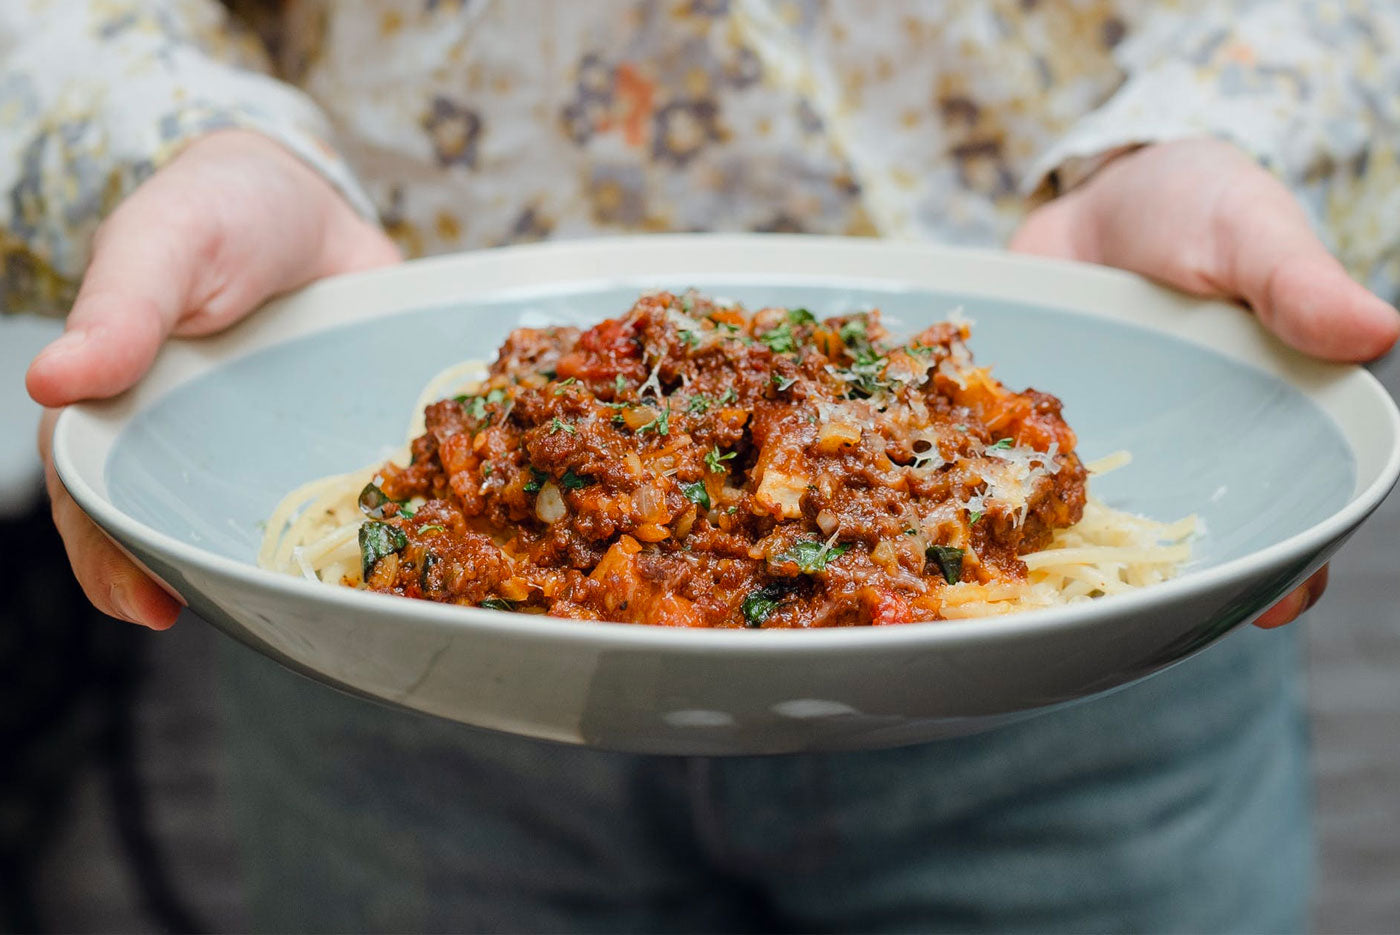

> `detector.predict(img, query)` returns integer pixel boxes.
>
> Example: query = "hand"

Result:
[1011,138,1400,628]
[28,130,400,629]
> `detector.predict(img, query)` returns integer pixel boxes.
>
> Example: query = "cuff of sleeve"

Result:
[121,69,379,224]
[1021,61,1299,199]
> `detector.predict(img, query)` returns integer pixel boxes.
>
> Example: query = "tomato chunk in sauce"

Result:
[363,292,1086,627]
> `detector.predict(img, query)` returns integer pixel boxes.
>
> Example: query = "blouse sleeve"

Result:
[1025,1,1400,298]
[0,0,376,317]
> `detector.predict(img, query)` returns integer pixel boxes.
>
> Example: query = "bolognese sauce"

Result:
[358,292,1087,627]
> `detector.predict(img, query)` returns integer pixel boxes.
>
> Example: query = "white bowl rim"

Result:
[53,234,1400,653]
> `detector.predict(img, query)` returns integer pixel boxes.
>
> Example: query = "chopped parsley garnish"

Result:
[416,524,446,535]
[926,545,965,584]
[741,583,789,628]
[614,374,628,396]
[679,330,699,348]
[843,351,890,398]
[968,509,983,524]
[704,446,736,473]
[839,316,869,351]
[759,321,797,353]
[771,373,797,391]
[483,463,493,476]
[988,438,1014,450]
[775,539,849,574]
[560,469,592,490]
[719,387,737,405]
[681,481,711,510]
[904,528,918,536]
[637,404,671,436]
[787,307,816,326]
[688,394,712,414]
[907,343,934,357]
[359,521,407,578]
[549,417,576,435]
[396,502,416,519]
[552,377,578,395]
[523,468,547,494]
[487,388,507,404]
[468,396,488,420]
[479,597,516,612]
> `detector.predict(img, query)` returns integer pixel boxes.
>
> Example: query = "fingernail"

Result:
[109,582,138,624]
[39,329,88,360]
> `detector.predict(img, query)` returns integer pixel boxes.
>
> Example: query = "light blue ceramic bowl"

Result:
[54,236,1400,754]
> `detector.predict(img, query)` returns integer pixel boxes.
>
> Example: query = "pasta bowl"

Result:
[52,236,1400,754]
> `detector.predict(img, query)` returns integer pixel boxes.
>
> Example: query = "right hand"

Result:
[27,129,401,629]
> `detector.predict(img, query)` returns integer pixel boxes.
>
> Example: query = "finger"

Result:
[25,198,200,407]
[1252,566,1329,630]
[1006,196,1091,261]
[43,444,180,629]
[1213,180,1400,362]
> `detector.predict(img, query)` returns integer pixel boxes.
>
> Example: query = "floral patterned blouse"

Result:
[3,0,1399,317]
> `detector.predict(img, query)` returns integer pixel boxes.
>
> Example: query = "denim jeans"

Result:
[219,624,1310,933]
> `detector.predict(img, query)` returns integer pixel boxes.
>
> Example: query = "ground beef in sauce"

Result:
[364,291,1087,627]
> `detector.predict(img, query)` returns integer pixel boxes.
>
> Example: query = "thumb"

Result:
[26,130,398,407]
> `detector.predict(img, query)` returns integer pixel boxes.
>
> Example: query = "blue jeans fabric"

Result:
[219,624,1311,933]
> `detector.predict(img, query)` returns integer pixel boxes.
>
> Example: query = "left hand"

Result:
[1010,138,1400,629]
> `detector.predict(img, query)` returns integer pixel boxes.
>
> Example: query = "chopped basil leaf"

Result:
[704,446,736,473]
[359,521,407,578]
[988,438,1014,450]
[358,483,392,518]
[759,321,797,353]
[419,551,440,588]
[787,307,816,326]
[681,481,710,509]
[741,583,789,628]
[523,468,547,494]
[637,404,671,436]
[775,539,850,574]
[480,597,515,612]
[560,469,592,490]
[926,544,965,584]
